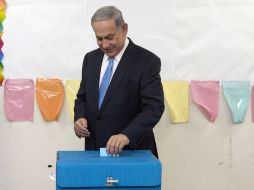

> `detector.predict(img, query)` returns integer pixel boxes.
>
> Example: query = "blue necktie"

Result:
[98,58,114,109]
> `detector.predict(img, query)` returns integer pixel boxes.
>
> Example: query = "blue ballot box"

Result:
[56,150,162,190]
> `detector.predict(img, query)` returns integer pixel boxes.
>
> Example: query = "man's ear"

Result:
[122,23,128,36]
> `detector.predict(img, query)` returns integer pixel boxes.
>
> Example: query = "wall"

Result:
[1,0,254,190]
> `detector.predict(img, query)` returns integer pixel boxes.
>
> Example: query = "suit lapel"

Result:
[89,50,104,112]
[98,39,137,114]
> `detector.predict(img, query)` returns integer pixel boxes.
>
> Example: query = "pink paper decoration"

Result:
[191,80,220,122]
[4,79,34,121]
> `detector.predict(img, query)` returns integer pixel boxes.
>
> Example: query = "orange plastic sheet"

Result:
[191,80,220,122]
[36,78,64,121]
[4,79,34,121]
[162,80,189,123]
[66,80,80,122]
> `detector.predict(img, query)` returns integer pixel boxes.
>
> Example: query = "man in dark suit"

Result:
[74,6,164,158]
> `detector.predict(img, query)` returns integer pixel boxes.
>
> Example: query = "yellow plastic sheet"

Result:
[162,80,189,123]
[66,80,80,122]
[0,71,3,85]
[0,11,5,22]
[36,79,64,121]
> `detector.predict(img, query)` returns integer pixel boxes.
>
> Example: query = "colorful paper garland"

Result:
[0,0,6,85]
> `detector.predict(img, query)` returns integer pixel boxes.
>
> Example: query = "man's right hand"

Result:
[74,118,90,138]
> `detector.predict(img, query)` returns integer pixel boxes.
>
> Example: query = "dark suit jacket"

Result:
[74,38,164,157]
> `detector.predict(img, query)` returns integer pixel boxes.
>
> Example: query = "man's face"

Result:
[92,19,128,58]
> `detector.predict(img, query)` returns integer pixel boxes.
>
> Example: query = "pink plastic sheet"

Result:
[4,79,34,121]
[191,80,220,122]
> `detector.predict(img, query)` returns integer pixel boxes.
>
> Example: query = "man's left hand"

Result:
[106,134,130,155]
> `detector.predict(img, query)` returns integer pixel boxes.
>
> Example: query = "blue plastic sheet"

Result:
[222,81,250,123]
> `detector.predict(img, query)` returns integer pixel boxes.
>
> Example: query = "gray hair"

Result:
[91,6,125,28]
